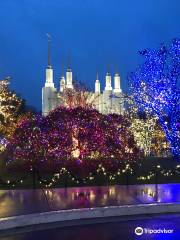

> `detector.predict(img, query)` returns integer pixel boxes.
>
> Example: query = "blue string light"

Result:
[129,39,180,158]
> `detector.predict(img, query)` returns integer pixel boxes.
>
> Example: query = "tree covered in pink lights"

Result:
[7,107,140,170]
[7,114,48,168]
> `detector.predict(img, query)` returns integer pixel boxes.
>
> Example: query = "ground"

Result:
[1,214,180,240]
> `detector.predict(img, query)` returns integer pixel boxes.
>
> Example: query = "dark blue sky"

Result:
[0,0,180,110]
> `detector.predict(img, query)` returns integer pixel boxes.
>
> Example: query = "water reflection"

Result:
[45,186,141,210]
[0,184,180,218]
[0,190,50,218]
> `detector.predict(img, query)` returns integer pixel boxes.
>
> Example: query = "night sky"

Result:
[0,0,180,111]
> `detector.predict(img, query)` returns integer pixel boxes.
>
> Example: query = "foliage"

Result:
[59,79,97,109]
[129,39,180,158]
[0,78,22,138]
[7,107,141,170]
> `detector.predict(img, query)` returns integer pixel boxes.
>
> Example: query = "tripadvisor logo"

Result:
[135,226,174,235]
[135,227,143,235]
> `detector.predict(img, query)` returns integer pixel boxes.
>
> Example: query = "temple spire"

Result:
[95,72,100,93]
[46,33,52,68]
[106,63,111,75]
[60,58,65,77]
[67,50,72,70]
[45,33,54,87]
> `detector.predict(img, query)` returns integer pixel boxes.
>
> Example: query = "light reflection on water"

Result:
[0,184,180,218]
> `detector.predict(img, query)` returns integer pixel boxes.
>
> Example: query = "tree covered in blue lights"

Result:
[129,39,180,158]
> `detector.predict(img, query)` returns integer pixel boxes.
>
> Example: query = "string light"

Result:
[7,107,140,167]
[0,78,22,139]
[129,39,180,158]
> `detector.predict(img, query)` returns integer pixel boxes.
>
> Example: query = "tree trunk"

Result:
[32,166,36,189]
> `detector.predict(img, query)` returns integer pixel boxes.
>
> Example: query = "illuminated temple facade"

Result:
[42,44,124,116]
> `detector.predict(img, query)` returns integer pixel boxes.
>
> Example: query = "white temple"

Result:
[42,40,124,116]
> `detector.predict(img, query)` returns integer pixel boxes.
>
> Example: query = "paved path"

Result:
[0,184,180,218]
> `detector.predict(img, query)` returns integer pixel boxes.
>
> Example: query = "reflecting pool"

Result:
[0,183,180,218]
